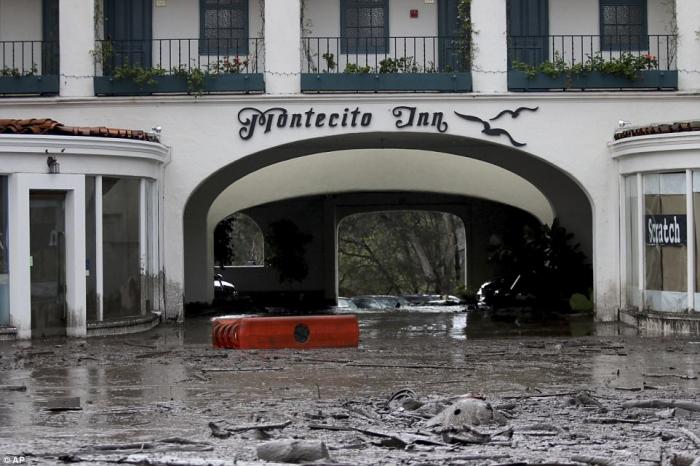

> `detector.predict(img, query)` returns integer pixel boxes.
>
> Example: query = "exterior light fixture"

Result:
[47,156,60,174]
[618,120,632,129]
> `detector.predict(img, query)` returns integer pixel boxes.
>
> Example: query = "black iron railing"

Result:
[0,40,58,76]
[94,38,264,76]
[507,34,677,71]
[301,36,470,73]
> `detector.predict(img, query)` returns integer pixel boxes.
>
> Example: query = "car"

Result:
[336,297,358,309]
[214,273,238,301]
[352,295,406,309]
[477,274,535,309]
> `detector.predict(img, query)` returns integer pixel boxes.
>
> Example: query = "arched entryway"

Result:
[182,132,593,319]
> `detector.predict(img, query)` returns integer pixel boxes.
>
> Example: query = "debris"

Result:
[622,400,700,413]
[225,420,291,433]
[426,397,507,428]
[643,373,697,380]
[0,385,26,392]
[257,440,329,463]
[200,367,284,372]
[45,397,82,412]
[680,427,700,448]
[670,452,700,466]
[502,391,574,400]
[346,362,470,371]
[583,417,641,424]
[656,408,676,419]
[208,422,231,439]
[135,351,171,359]
[571,455,623,466]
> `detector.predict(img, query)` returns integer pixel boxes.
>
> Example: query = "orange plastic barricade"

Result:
[211,315,359,350]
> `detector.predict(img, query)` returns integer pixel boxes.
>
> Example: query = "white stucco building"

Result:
[0,0,699,338]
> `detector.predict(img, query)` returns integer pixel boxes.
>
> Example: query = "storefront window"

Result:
[0,176,8,325]
[103,177,141,319]
[85,176,97,321]
[693,171,700,304]
[643,172,687,310]
[624,175,639,308]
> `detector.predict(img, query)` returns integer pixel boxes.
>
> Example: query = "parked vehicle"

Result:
[214,273,238,301]
[337,297,358,310]
[351,295,407,309]
[477,274,535,309]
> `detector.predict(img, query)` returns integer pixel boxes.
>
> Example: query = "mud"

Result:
[0,309,699,465]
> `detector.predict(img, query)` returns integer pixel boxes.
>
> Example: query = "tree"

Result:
[338,211,466,296]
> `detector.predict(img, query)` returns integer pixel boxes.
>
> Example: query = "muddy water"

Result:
[0,310,699,464]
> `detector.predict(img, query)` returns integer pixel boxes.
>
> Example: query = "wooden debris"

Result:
[225,420,292,432]
[502,392,574,400]
[0,385,27,392]
[346,363,470,371]
[622,400,700,413]
[643,373,697,380]
[680,427,700,448]
[200,367,284,372]
[257,440,329,463]
[571,454,623,466]
[584,418,641,424]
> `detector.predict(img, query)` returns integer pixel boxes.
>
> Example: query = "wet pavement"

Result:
[0,309,699,465]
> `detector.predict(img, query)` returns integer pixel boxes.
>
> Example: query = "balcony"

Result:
[0,41,59,96]
[93,38,265,96]
[300,36,471,93]
[507,35,677,91]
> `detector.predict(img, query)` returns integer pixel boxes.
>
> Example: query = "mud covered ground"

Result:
[1,310,700,465]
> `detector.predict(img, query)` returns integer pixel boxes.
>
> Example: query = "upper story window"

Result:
[200,0,249,55]
[600,0,647,50]
[341,0,389,54]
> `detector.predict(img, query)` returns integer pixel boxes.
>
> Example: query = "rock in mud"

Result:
[426,397,506,428]
[257,439,330,463]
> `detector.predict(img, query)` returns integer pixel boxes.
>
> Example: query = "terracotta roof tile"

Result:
[0,118,158,142]
[615,120,700,141]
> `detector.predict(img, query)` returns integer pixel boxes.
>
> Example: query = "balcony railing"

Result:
[0,40,59,96]
[301,36,471,92]
[93,38,265,96]
[507,34,677,91]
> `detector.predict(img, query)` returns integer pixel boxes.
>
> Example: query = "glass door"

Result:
[30,192,66,338]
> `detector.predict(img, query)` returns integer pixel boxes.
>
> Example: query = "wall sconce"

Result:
[47,156,60,174]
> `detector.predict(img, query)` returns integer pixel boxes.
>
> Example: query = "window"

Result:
[600,0,647,50]
[200,0,249,55]
[341,0,389,54]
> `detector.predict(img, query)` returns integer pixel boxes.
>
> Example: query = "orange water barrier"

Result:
[212,315,360,349]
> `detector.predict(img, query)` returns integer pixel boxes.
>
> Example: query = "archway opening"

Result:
[183,132,594,320]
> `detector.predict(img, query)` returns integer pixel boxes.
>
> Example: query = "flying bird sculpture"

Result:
[453,111,527,147]
[489,106,539,121]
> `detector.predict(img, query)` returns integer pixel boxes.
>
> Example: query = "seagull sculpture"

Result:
[453,111,527,147]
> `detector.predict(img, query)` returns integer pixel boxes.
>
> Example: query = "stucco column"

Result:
[59,0,95,97]
[264,0,301,95]
[676,0,700,92]
[470,0,508,93]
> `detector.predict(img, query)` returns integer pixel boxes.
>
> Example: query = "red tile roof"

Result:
[615,120,700,141]
[0,118,158,142]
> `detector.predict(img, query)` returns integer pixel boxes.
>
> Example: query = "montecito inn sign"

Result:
[237,106,539,146]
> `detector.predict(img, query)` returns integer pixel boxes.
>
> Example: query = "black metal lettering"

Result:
[392,106,416,129]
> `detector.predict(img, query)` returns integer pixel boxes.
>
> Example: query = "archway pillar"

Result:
[591,175,621,322]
